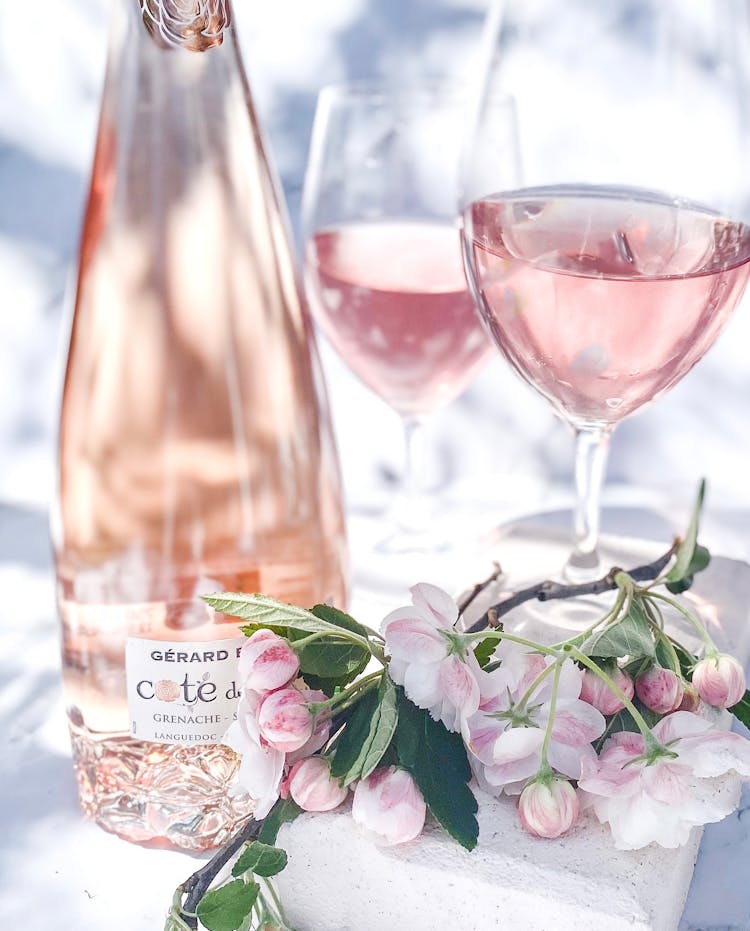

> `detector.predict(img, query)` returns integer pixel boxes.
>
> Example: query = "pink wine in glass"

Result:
[306,221,491,416]
[467,186,750,425]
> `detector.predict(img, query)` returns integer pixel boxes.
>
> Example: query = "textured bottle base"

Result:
[69,722,255,850]
[58,548,346,849]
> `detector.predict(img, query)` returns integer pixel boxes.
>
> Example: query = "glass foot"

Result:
[346,502,499,618]
[457,510,667,644]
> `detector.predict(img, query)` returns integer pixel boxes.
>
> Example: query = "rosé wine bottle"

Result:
[53,0,347,850]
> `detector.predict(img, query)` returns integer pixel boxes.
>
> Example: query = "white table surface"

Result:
[3,1,750,928]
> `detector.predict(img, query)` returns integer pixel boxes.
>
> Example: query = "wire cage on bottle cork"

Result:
[139,0,230,51]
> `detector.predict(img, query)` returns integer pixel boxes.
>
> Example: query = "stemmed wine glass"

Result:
[302,82,518,562]
[460,0,750,598]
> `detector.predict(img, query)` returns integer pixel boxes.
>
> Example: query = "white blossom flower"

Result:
[578,710,750,849]
[383,582,486,732]
[463,642,605,794]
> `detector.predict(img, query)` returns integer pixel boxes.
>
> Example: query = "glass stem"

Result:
[394,415,429,534]
[564,424,612,582]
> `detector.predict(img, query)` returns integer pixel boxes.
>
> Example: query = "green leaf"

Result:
[666,575,693,596]
[204,593,368,644]
[654,637,673,671]
[329,689,378,778]
[667,480,706,587]
[473,637,497,668]
[672,640,698,678]
[358,675,399,779]
[310,603,370,639]
[330,674,398,785]
[666,544,711,594]
[623,656,652,681]
[393,690,478,851]
[196,880,259,931]
[288,628,370,683]
[232,841,288,878]
[730,690,750,730]
[582,598,655,661]
[686,543,710,575]
[301,607,371,687]
[257,798,302,846]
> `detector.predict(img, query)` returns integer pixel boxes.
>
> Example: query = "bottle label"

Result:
[125,636,246,744]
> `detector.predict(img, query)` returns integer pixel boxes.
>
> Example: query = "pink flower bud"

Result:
[287,698,332,764]
[351,766,426,846]
[635,667,683,714]
[580,667,634,716]
[238,629,300,693]
[288,757,348,812]
[692,654,746,709]
[258,688,315,753]
[518,777,579,839]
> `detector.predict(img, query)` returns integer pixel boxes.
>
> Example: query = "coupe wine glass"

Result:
[302,82,518,561]
[461,0,750,598]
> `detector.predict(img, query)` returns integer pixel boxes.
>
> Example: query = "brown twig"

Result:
[463,539,679,635]
[456,561,503,618]
[178,817,261,927]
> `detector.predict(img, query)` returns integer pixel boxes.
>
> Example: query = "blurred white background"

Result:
[1,0,750,555]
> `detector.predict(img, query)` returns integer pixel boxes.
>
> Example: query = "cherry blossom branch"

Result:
[457,561,503,615]
[177,817,261,927]
[463,540,679,635]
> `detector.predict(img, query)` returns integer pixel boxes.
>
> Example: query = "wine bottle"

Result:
[53,0,348,850]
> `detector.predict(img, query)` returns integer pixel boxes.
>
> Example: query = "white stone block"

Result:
[277,785,734,931]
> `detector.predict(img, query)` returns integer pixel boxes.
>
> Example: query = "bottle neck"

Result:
[138,0,232,52]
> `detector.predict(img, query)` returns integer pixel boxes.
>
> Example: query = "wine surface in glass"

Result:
[306,220,491,416]
[468,186,750,425]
